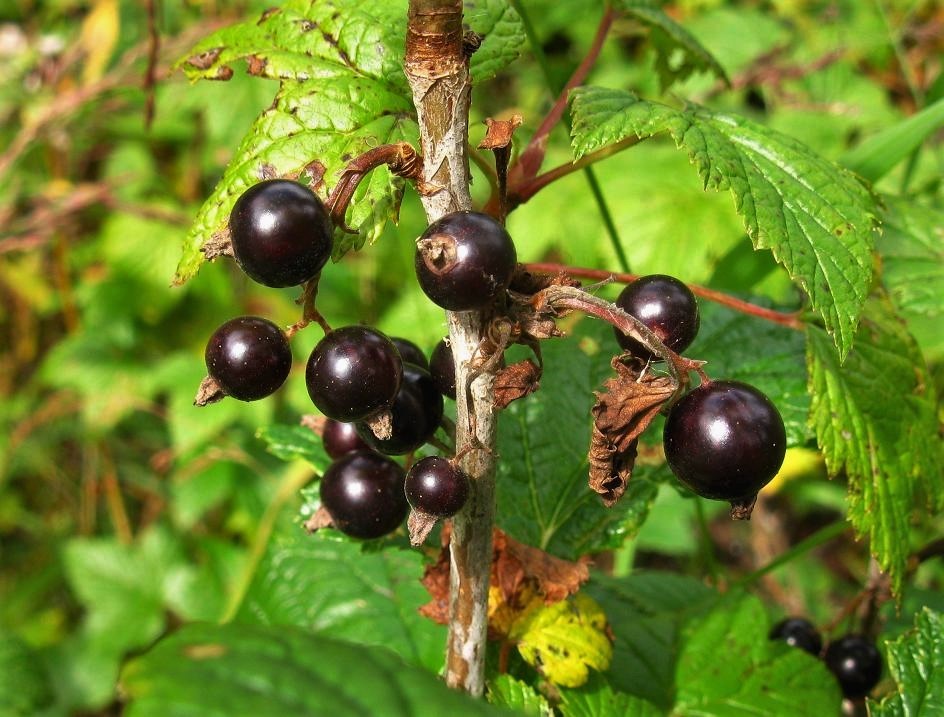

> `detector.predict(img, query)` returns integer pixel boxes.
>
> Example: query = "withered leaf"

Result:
[588,356,677,506]
[419,527,589,628]
[493,359,541,409]
[478,115,522,151]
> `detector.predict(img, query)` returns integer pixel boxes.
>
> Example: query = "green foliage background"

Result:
[0,0,941,715]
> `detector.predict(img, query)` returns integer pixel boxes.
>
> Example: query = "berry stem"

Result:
[525,262,806,330]
[406,0,497,696]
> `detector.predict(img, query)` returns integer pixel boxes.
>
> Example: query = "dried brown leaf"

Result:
[588,356,676,505]
[493,359,541,409]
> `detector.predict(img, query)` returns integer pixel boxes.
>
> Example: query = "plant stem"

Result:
[525,261,805,330]
[405,0,497,695]
[509,1,629,271]
[734,520,848,588]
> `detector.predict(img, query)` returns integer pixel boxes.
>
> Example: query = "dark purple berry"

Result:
[415,211,517,311]
[391,337,429,370]
[663,380,786,505]
[229,179,333,288]
[306,326,402,422]
[205,316,292,401]
[355,363,444,455]
[613,274,699,361]
[319,451,408,539]
[429,338,456,400]
[405,456,470,517]
[824,635,882,699]
[769,618,823,656]
[322,419,372,459]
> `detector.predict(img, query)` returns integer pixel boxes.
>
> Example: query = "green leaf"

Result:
[688,301,809,446]
[570,86,878,360]
[869,609,944,717]
[256,423,331,470]
[0,634,54,717]
[466,0,525,83]
[121,623,511,717]
[511,593,613,688]
[560,674,663,717]
[235,529,445,673]
[174,0,524,283]
[613,0,728,91]
[842,97,944,183]
[807,299,942,594]
[587,571,714,709]
[879,196,944,320]
[62,529,183,653]
[487,675,553,716]
[675,592,841,715]
[497,320,660,559]
[177,2,409,86]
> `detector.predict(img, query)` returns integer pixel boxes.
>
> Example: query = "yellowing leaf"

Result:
[511,593,613,688]
[80,0,119,86]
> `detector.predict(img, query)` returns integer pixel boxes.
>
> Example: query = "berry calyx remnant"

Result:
[663,380,786,515]
[319,451,408,539]
[305,326,402,422]
[405,456,470,517]
[613,274,699,361]
[204,316,292,401]
[355,362,444,455]
[229,179,333,288]
[414,211,517,311]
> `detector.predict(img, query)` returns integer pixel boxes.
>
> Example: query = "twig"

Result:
[525,262,805,330]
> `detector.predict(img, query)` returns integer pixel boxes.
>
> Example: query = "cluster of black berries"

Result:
[613,275,786,511]
[202,179,519,540]
[769,618,883,699]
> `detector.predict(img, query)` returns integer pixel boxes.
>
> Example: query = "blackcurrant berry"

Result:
[613,274,699,361]
[229,179,333,288]
[429,338,456,400]
[405,456,470,517]
[663,380,786,504]
[391,337,429,370]
[769,617,823,656]
[319,451,408,539]
[415,211,517,311]
[306,326,402,422]
[322,418,372,459]
[355,363,444,455]
[824,635,883,699]
[205,316,292,401]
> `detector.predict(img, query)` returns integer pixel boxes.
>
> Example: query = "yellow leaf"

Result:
[511,593,612,688]
[80,0,119,86]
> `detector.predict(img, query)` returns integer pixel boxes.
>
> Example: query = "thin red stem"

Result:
[525,262,805,331]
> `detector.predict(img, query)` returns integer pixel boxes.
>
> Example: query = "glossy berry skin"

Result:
[429,338,456,400]
[205,316,292,401]
[306,326,402,422]
[405,456,470,517]
[415,211,517,311]
[769,618,823,656]
[322,419,372,459]
[391,337,429,370]
[319,451,408,539]
[613,274,699,361]
[663,380,786,502]
[229,179,333,288]
[824,635,883,699]
[356,363,444,455]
